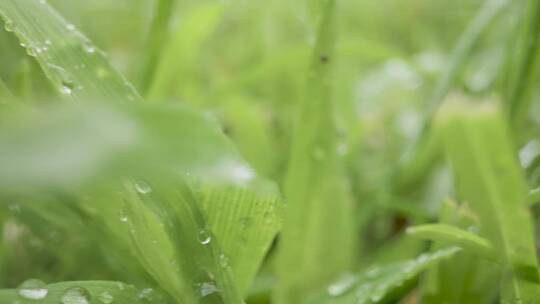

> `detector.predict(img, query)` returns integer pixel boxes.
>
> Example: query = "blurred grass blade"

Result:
[275,0,355,302]
[318,247,460,304]
[146,3,223,101]
[0,103,258,190]
[139,0,176,94]
[396,0,507,191]
[0,76,12,99]
[0,0,142,102]
[421,200,499,303]
[0,281,148,304]
[436,98,540,302]
[506,0,540,129]
[528,187,540,206]
[423,0,507,125]
[407,224,494,259]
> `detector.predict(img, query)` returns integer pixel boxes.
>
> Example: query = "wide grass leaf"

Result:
[436,98,540,302]
[0,0,141,102]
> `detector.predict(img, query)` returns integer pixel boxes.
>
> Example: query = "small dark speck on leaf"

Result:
[320,54,329,64]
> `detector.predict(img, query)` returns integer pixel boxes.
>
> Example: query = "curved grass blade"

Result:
[407,224,495,259]
[275,1,355,302]
[317,247,460,304]
[436,98,540,302]
[0,281,149,304]
[0,0,142,102]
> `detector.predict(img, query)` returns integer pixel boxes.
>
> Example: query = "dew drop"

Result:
[98,291,114,304]
[83,42,95,54]
[327,274,356,297]
[17,279,48,300]
[44,39,52,46]
[60,80,76,95]
[138,288,154,301]
[218,254,230,268]
[197,229,211,245]
[198,282,219,297]
[116,282,125,290]
[61,287,91,304]
[4,20,15,32]
[134,180,152,194]
[26,46,38,57]
[66,24,75,31]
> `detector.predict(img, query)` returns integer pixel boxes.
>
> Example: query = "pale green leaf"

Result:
[436,98,540,302]
[0,0,141,102]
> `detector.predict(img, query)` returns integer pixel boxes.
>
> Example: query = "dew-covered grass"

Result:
[1,0,540,303]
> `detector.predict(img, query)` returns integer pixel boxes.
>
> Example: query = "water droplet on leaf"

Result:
[4,20,15,32]
[17,279,48,300]
[134,181,152,194]
[61,287,91,304]
[198,229,211,245]
[98,291,114,304]
[218,254,229,268]
[198,282,219,297]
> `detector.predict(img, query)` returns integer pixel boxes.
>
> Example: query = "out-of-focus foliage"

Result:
[1,0,540,303]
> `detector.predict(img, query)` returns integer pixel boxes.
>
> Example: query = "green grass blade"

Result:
[0,76,12,100]
[0,103,257,190]
[421,200,499,304]
[275,0,355,302]
[0,0,142,102]
[0,281,148,304]
[319,247,461,304]
[146,3,223,101]
[423,0,507,121]
[200,185,283,296]
[123,180,244,304]
[436,98,540,302]
[407,224,494,259]
[0,101,283,300]
[506,0,540,129]
[139,0,176,94]
[396,0,507,191]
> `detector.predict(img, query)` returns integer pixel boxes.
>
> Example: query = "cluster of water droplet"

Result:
[15,279,109,304]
